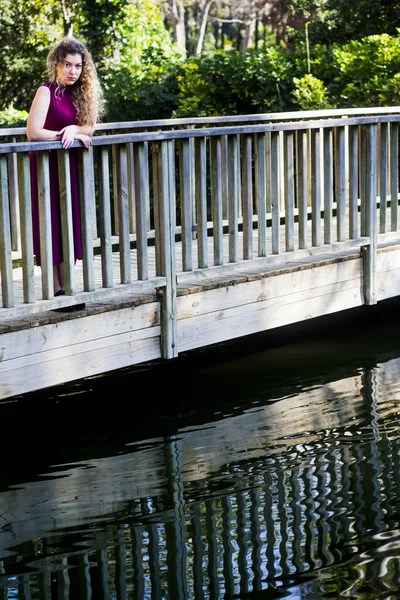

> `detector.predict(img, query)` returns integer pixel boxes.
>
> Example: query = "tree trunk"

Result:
[195,0,214,55]
[241,16,256,51]
[167,0,187,58]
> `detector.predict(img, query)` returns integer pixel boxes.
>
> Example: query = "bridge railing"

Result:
[0,109,399,336]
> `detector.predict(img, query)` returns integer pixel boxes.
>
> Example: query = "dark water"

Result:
[1,299,400,599]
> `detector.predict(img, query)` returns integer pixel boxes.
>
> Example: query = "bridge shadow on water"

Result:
[1,297,400,599]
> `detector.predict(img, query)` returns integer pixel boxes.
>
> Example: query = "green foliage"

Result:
[0,0,62,111]
[0,107,28,127]
[307,0,400,44]
[173,48,295,117]
[329,34,400,107]
[292,74,330,110]
[95,0,183,121]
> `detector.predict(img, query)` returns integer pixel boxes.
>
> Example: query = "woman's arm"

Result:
[27,86,60,142]
[27,86,94,149]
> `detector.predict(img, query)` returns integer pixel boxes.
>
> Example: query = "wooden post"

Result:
[361,124,377,305]
[156,139,178,359]
[0,155,14,307]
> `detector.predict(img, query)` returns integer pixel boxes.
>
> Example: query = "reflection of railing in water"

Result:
[1,371,399,599]
[1,107,400,325]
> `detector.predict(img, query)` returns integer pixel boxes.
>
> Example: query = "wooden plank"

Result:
[0,155,14,307]
[335,126,346,241]
[177,278,363,352]
[379,123,388,233]
[179,138,193,271]
[323,128,333,244]
[271,131,280,254]
[0,331,161,399]
[133,142,149,280]
[283,131,294,252]
[127,142,136,233]
[194,137,208,268]
[177,258,363,318]
[227,134,239,264]
[390,122,398,231]
[256,133,266,257]
[209,136,224,265]
[17,153,35,303]
[310,129,321,247]
[348,125,359,239]
[296,130,308,249]
[116,144,131,284]
[7,139,20,252]
[78,149,95,291]
[98,146,114,288]
[57,150,76,295]
[37,151,53,299]
[0,301,160,362]
[241,134,253,260]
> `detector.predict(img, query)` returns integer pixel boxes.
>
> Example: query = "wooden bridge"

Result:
[1,106,400,400]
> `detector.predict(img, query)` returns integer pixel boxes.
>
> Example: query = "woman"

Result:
[27,36,103,296]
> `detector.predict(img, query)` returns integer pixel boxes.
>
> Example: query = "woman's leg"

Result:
[53,264,65,295]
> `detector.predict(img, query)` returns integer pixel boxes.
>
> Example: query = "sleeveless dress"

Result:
[30,81,83,267]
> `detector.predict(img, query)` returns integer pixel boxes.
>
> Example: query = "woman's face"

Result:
[57,53,83,86]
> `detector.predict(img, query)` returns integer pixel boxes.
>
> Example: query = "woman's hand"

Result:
[58,126,92,149]
[75,133,92,148]
[58,125,79,149]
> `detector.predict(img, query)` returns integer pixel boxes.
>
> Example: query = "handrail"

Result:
[1,105,400,138]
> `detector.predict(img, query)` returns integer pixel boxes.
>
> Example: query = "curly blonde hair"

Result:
[47,36,103,127]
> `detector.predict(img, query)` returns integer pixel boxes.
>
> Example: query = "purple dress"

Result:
[30,81,83,266]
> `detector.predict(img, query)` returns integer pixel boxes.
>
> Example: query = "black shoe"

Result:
[54,290,65,296]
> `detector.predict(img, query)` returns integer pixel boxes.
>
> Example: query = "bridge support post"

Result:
[361,124,378,305]
[153,140,178,359]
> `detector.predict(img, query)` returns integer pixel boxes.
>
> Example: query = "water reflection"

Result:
[0,302,400,599]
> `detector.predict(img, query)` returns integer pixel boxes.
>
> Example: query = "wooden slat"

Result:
[241,134,253,260]
[116,144,131,284]
[348,125,359,239]
[7,138,20,252]
[335,126,346,242]
[323,128,333,245]
[283,131,294,252]
[98,146,113,288]
[310,129,321,247]
[379,123,388,233]
[227,134,239,263]
[194,137,208,268]
[17,153,35,303]
[296,130,308,249]
[0,155,14,307]
[57,150,76,295]
[256,133,266,257]
[79,149,95,291]
[209,136,223,265]
[271,131,280,254]
[37,151,53,299]
[179,138,193,271]
[390,122,398,231]
[134,142,149,280]
[127,142,136,233]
